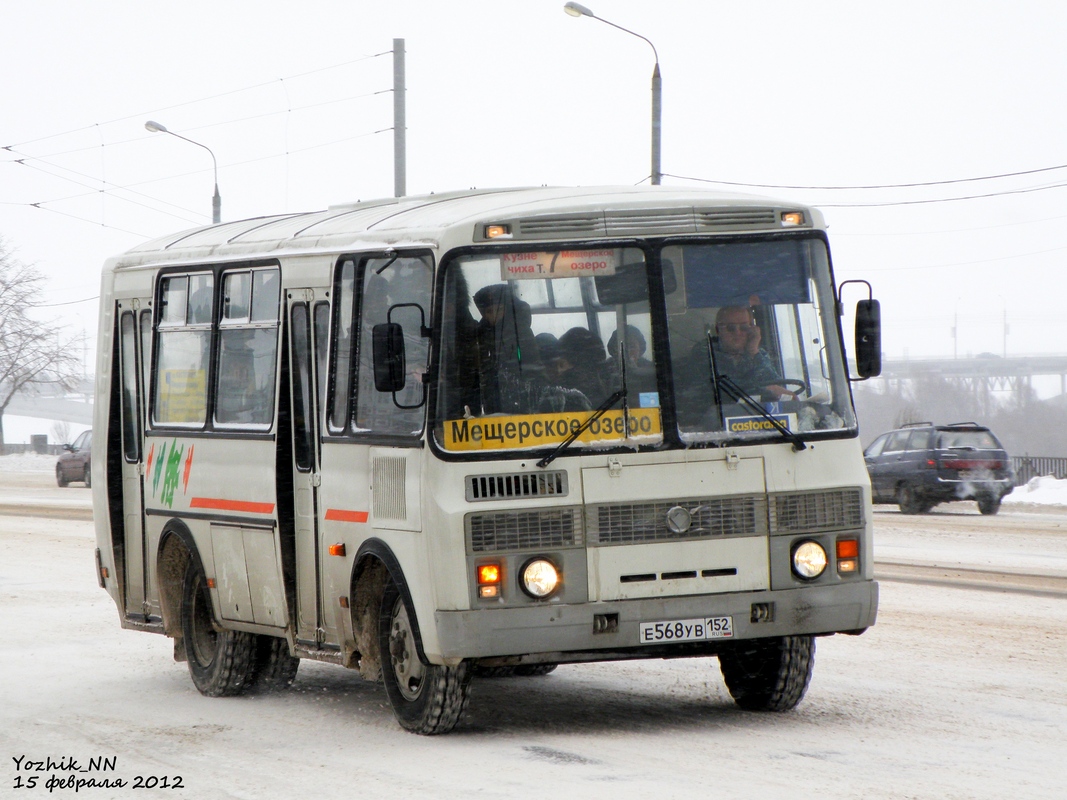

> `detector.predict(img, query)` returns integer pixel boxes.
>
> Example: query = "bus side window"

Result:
[328,261,357,433]
[214,267,281,428]
[354,255,432,436]
[154,272,212,426]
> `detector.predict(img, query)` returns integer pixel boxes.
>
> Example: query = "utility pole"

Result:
[393,38,406,198]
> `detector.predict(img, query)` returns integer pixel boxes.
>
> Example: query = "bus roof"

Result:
[107,185,823,271]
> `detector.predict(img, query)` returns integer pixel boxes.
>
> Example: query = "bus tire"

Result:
[181,561,256,697]
[719,635,814,712]
[514,664,558,676]
[977,495,1001,515]
[246,635,300,693]
[379,578,471,734]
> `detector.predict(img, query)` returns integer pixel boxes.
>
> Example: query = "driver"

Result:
[713,306,797,401]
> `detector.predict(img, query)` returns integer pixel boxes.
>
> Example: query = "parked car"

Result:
[864,421,1013,515]
[56,429,92,488]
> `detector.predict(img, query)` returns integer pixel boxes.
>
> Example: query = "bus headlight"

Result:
[792,540,828,580]
[520,558,561,599]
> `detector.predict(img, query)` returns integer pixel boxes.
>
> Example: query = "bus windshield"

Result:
[434,236,855,455]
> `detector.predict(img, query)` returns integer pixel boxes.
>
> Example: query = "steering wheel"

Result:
[779,379,809,398]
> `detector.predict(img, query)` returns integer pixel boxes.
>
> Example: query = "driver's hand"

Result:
[744,324,761,356]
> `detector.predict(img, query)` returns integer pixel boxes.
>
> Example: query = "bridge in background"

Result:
[875,354,1067,402]
[6,377,94,427]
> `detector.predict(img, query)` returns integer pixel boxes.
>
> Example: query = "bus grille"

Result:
[587,495,767,546]
[769,488,864,533]
[695,208,780,229]
[466,507,582,553]
[465,471,568,501]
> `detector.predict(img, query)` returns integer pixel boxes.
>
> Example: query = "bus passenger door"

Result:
[287,292,328,645]
[117,303,149,618]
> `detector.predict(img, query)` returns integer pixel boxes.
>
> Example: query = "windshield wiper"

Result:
[715,373,807,452]
[537,389,625,468]
[704,330,806,452]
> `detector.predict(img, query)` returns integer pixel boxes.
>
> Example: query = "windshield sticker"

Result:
[444,408,661,451]
[723,413,797,434]
[500,250,617,280]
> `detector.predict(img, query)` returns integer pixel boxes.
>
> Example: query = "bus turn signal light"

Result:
[837,538,859,573]
[836,539,859,558]
[328,544,346,557]
[478,563,502,598]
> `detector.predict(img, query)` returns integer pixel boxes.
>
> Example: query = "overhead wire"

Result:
[3,51,390,150]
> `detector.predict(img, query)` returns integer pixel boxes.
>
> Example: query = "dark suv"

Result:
[864,422,1013,515]
[56,429,92,487]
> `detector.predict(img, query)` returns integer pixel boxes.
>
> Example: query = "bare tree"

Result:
[0,237,83,451]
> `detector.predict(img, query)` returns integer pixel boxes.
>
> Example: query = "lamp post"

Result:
[145,120,222,224]
[564,2,662,185]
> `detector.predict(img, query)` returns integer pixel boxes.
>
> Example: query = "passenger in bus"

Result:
[440,270,481,419]
[473,284,542,414]
[553,327,612,407]
[713,306,796,401]
[607,324,656,398]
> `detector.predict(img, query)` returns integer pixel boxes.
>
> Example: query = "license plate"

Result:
[639,616,733,644]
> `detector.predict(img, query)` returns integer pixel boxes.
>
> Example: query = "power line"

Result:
[3,88,388,163]
[28,205,149,238]
[5,125,391,220]
[3,51,390,150]
[663,165,1067,191]
[11,154,203,223]
[32,295,100,308]
[666,171,1067,207]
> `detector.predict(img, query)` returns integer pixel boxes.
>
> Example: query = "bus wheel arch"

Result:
[350,539,425,680]
[157,521,203,654]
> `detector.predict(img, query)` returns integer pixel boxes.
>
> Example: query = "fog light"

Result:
[520,558,561,599]
[792,540,827,580]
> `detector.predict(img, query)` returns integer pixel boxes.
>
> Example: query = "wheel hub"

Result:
[389,599,425,701]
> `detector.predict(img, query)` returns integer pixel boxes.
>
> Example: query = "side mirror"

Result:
[854,299,881,378]
[63,444,74,452]
[372,323,406,392]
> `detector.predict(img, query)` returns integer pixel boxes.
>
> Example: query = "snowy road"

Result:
[1,487,1065,798]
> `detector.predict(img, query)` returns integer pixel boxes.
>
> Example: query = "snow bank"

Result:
[1002,474,1067,507]
[0,452,56,472]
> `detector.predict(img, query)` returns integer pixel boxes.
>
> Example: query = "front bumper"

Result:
[434,580,878,661]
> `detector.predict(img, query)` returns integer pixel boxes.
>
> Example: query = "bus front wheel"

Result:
[379,578,471,734]
[718,635,814,712]
[181,561,256,697]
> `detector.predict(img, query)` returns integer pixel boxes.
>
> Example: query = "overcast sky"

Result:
[2,0,1065,368]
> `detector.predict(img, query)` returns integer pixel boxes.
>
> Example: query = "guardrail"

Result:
[1012,456,1067,486]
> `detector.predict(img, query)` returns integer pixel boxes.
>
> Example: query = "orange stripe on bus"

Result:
[324,508,370,523]
[189,497,275,514]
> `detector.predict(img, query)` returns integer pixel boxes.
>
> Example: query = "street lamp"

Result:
[564,2,662,185]
[144,120,222,224]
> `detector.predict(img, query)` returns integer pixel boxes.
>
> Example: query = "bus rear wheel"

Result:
[247,635,300,693]
[718,635,814,712]
[379,578,471,734]
[181,561,256,697]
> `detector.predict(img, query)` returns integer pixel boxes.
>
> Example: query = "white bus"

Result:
[92,186,882,734]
